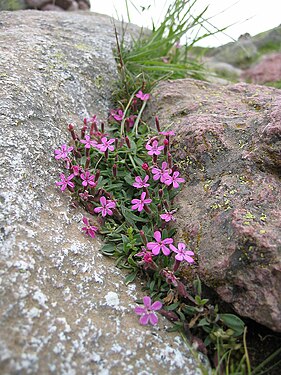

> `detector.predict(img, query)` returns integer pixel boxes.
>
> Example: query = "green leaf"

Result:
[198,318,210,327]
[100,243,116,256]
[193,276,202,296]
[120,205,148,225]
[166,302,180,311]
[220,314,245,337]
[125,270,138,285]
[124,174,135,186]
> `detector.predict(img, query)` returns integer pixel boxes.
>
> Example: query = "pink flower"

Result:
[126,115,137,128]
[81,217,98,238]
[164,171,185,188]
[136,90,150,101]
[80,135,97,149]
[72,165,81,176]
[161,269,179,286]
[151,162,171,182]
[159,130,175,136]
[133,175,150,188]
[84,115,97,125]
[94,196,116,217]
[55,173,75,191]
[134,296,162,325]
[142,163,149,171]
[145,140,164,156]
[160,210,176,222]
[131,192,152,212]
[147,230,173,256]
[135,247,155,269]
[170,242,195,263]
[54,144,73,160]
[80,171,96,188]
[79,190,89,201]
[112,109,124,121]
[96,137,115,152]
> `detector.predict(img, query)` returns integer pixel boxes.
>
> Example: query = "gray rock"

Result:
[0,11,203,374]
[208,38,258,68]
[0,0,27,10]
[147,78,281,332]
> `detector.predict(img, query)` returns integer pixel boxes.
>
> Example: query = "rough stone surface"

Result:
[0,11,202,374]
[242,53,281,84]
[0,0,90,11]
[0,0,27,10]
[206,36,258,68]
[148,79,281,332]
[206,25,281,69]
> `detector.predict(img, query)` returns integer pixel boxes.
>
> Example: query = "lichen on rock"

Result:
[148,78,281,332]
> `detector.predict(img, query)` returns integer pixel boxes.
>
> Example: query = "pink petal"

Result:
[106,202,116,209]
[94,207,102,214]
[82,217,88,226]
[140,192,147,200]
[150,301,162,311]
[143,296,151,308]
[151,245,160,256]
[178,243,186,251]
[134,306,146,315]
[148,313,158,325]
[161,245,171,256]
[154,231,162,242]
[170,244,178,253]
[131,203,140,210]
[100,196,106,206]
[175,253,184,261]
[139,314,150,325]
[185,256,194,263]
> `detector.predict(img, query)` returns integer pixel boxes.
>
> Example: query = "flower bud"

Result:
[81,126,87,139]
[168,152,172,168]
[94,169,100,182]
[112,163,117,178]
[85,157,90,170]
[101,122,105,133]
[139,230,147,245]
[142,163,149,171]
[125,136,131,149]
[90,121,97,135]
[155,116,160,132]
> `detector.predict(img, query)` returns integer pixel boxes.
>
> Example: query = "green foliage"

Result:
[114,0,227,103]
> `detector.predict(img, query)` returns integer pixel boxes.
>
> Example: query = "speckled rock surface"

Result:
[0,0,90,11]
[0,11,203,375]
[147,79,281,332]
[242,53,281,84]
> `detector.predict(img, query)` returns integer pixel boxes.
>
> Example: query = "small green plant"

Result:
[54,88,245,372]
[114,0,227,103]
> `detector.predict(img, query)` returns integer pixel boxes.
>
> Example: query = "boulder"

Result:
[206,37,258,68]
[0,0,27,10]
[0,0,90,11]
[242,53,281,84]
[0,11,202,374]
[148,79,281,332]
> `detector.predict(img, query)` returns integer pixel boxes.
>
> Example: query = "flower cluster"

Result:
[54,89,195,329]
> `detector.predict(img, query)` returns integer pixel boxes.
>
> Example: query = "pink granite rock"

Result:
[148,79,281,332]
[242,53,281,84]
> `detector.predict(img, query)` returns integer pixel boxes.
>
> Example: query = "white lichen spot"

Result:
[93,271,103,284]
[104,292,119,309]
[33,290,48,308]
[27,307,41,319]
